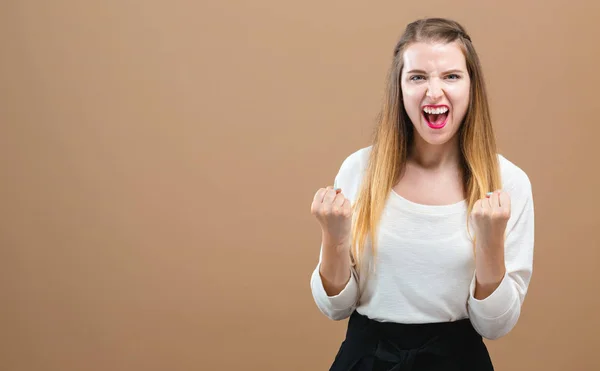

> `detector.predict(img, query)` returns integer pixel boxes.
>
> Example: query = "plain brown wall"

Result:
[1,0,599,370]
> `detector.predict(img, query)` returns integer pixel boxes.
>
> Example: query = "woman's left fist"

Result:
[471,190,511,247]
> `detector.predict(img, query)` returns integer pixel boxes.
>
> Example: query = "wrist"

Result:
[476,233,504,251]
[322,232,350,254]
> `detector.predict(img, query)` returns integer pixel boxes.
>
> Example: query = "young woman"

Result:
[310,18,535,370]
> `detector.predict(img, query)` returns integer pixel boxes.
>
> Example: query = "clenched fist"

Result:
[471,190,511,248]
[310,186,353,249]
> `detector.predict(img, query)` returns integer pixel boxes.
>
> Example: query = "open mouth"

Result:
[422,106,449,129]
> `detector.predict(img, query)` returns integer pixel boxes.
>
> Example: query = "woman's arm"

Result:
[319,234,353,296]
[467,171,535,340]
[310,238,359,321]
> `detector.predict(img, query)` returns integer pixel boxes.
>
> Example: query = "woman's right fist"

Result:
[310,186,353,247]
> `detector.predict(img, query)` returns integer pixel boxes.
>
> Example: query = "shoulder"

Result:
[498,154,532,190]
[338,146,372,176]
[334,146,372,202]
[497,153,534,205]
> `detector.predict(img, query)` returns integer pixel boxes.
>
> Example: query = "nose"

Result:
[426,79,443,100]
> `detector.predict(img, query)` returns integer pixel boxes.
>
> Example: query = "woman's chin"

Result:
[417,120,457,145]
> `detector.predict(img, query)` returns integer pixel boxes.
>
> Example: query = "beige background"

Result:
[1,0,599,370]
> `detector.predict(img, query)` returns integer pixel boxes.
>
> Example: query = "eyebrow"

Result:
[405,69,466,74]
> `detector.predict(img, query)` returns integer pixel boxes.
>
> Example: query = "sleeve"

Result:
[309,150,366,321]
[467,172,535,340]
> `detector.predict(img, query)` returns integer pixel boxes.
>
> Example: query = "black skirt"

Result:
[329,310,494,371]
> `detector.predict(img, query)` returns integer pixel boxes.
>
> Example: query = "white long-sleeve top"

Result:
[310,146,535,340]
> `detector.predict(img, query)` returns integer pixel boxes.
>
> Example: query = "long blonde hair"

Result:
[350,18,501,269]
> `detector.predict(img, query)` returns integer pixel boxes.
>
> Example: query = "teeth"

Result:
[423,107,449,114]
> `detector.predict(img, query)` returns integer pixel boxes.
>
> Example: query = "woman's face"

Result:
[400,41,471,147]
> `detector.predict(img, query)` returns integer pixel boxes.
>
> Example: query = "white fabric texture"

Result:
[310,146,535,340]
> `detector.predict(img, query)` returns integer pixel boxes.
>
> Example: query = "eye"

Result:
[410,75,425,81]
[446,74,461,80]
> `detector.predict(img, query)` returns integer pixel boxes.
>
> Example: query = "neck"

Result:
[408,135,461,170]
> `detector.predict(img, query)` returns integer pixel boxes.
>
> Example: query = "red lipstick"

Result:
[422,105,450,130]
